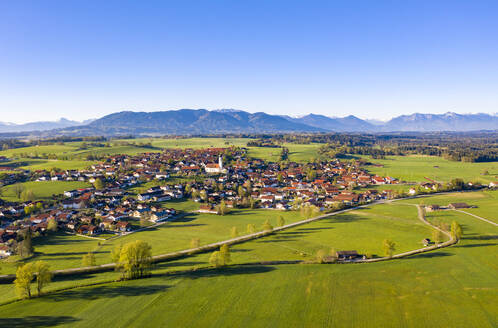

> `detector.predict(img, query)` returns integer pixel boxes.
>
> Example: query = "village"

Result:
[0,146,491,259]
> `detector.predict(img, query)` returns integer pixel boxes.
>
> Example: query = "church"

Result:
[204,156,226,174]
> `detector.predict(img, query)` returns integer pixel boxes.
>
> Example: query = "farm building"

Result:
[336,250,362,260]
[448,203,471,209]
[425,204,441,212]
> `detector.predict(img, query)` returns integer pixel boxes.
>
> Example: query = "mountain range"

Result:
[1,110,497,136]
[0,118,94,133]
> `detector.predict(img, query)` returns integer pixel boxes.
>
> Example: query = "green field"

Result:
[0,192,496,327]
[224,203,434,263]
[0,181,91,202]
[363,155,498,183]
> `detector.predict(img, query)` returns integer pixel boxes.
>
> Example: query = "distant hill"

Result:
[381,112,498,132]
[83,109,325,135]
[1,110,497,137]
[0,118,94,133]
[286,114,376,132]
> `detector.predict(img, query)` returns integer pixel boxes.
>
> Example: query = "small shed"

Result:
[422,238,431,246]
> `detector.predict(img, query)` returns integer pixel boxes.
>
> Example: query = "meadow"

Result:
[0,181,91,202]
[0,191,496,327]
[362,155,498,184]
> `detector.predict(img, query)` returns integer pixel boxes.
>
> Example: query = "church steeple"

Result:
[218,155,223,169]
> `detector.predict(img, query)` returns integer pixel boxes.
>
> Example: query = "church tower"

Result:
[218,155,223,170]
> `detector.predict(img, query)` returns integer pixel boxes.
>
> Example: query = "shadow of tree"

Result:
[166,265,275,280]
[454,243,497,248]
[0,316,80,327]
[44,284,170,302]
[404,252,454,259]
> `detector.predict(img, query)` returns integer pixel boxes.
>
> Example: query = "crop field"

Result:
[0,181,91,202]
[362,155,498,184]
[0,191,496,327]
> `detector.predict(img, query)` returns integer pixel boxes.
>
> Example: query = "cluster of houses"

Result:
[0,146,405,258]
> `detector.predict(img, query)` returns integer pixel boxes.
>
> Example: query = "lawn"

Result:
[362,155,498,184]
[0,181,91,202]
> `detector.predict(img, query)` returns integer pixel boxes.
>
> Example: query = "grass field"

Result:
[224,203,434,263]
[0,192,496,327]
[0,181,91,202]
[363,155,498,184]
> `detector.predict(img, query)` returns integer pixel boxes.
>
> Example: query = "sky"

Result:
[1,0,497,123]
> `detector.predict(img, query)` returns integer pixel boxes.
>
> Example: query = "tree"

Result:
[111,244,122,263]
[238,185,246,197]
[277,173,284,183]
[383,239,396,258]
[262,219,273,232]
[94,178,104,190]
[217,200,229,216]
[277,215,285,227]
[13,184,25,200]
[21,189,35,202]
[246,223,256,234]
[451,221,463,240]
[230,226,238,239]
[14,263,35,299]
[199,190,208,201]
[209,251,223,268]
[220,244,231,265]
[450,178,465,190]
[33,261,51,296]
[47,218,58,232]
[316,249,327,263]
[432,229,443,244]
[82,253,96,267]
[18,229,34,258]
[118,240,152,279]
[190,238,200,249]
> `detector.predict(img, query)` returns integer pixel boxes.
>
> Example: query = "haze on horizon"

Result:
[1,1,497,124]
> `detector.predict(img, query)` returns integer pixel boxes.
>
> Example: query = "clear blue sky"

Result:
[1,0,497,123]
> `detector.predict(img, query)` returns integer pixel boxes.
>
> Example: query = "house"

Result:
[150,210,171,222]
[422,238,431,246]
[116,221,131,232]
[489,181,498,188]
[78,225,99,235]
[198,205,218,214]
[448,202,470,209]
[336,250,361,260]
[425,204,441,212]
[0,244,11,257]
